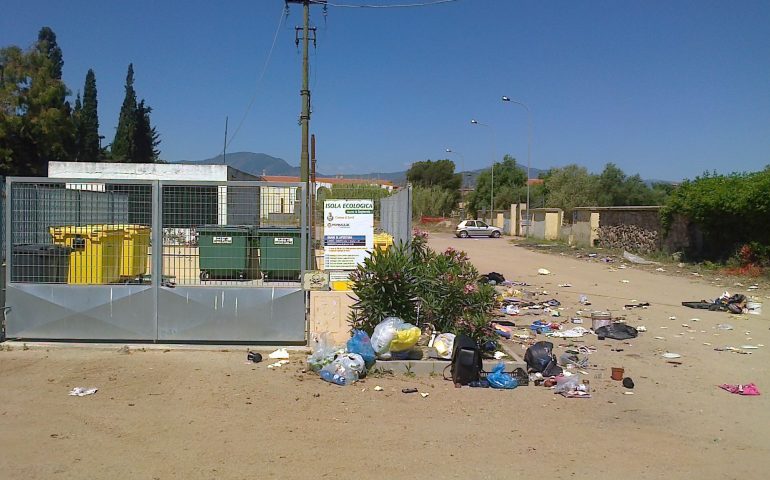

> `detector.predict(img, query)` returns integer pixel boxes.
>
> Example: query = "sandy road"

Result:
[0,233,767,479]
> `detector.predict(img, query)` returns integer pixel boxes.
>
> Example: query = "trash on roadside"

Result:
[433,333,456,359]
[69,387,98,397]
[579,295,591,305]
[524,341,562,377]
[547,326,591,338]
[401,388,418,394]
[622,377,635,389]
[682,292,748,314]
[268,360,290,368]
[420,392,430,398]
[662,352,682,359]
[247,351,263,363]
[347,329,376,368]
[487,363,518,389]
[719,383,760,396]
[623,251,659,265]
[537,268,551,275]
[715,323,734,331]
[268,348,290,359]
[559,352,588,368]
[493,351,507,360]
[559,283,573,287]
[594,323,639,340]
[623,302,650,309]
[307,332,342,372]
[554,375,590,398]
[611,367,624,381]
[591,311,613,331]
[374,385,383,391]
[319,353,365,386]
[637,326,647,332]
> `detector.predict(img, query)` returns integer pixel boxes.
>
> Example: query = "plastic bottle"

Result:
[319,369,347,386]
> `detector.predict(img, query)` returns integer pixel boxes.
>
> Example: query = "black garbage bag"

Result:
[594,323,638,340]
[524,341,562,376]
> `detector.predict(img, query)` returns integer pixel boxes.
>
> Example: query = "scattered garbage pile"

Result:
[301,262,763,399]
[682,291,755,314]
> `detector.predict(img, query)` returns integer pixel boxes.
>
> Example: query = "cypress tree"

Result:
[81,69,100,161]
[72,92,84,160]
[133,100,160,163]
[111,63,136,162]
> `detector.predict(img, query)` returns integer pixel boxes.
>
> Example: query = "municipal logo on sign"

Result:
[212,236,233,244]
[274,237,294,245]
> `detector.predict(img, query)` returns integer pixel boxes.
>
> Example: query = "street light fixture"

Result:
[470,119,498,221]
[501,96,532,237]
[445,148,466,189]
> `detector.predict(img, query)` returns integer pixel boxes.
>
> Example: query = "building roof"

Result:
[262,175,394,187]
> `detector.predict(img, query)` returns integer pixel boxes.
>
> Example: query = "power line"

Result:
[312,0,460,8]
[225,5,286,150]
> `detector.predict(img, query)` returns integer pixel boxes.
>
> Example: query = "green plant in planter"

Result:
[416,247,496,343]
[348,243,420,334]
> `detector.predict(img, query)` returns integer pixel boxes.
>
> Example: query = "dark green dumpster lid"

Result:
[196,225,257,234]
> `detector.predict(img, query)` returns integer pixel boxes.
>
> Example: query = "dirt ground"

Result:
[1,232,769,479]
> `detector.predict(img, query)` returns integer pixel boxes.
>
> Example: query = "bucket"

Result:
[591,311,612,330]
[746,302,762,315]
[611,367,624,381]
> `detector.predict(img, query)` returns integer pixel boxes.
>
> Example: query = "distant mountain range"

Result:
[180,152,544,186]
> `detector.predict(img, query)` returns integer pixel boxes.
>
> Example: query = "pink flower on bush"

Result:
[464,283,478,294]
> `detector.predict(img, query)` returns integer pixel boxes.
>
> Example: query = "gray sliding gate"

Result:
[4,178,307,343]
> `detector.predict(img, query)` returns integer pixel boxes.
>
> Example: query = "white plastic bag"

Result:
[370,317,404,356]
[307,332,342,372]
[433,333,456,359]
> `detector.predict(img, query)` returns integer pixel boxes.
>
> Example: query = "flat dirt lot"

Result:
[1,233,768,479]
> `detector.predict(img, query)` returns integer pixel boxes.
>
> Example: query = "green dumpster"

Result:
[258,227,302,281]
[197,225,259,280]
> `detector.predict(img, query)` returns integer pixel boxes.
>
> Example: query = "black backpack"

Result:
[450,334,483,385]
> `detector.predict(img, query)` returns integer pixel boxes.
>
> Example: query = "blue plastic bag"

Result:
[487,363,518,389]
[347,330,376,368]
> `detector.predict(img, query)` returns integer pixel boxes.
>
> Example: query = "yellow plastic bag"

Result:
[389,325,421,352]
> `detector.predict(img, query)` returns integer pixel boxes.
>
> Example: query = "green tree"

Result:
[467,155,526,216]
[662,167,770,259]
[412,186,457,218]
[111,63,137,161]
[133,100,159,162]
[72,91,84,160]
[541,164,598,214]
[0,29,74,176]
[407,159,461,191]
[80,69,100,162]
[111,64,160,163]
[36,26,63,81]
[596,163,665,206]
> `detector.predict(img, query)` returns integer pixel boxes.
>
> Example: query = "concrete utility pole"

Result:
[288,0,324,269]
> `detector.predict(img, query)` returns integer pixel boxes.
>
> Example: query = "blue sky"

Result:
[2,0,769,181]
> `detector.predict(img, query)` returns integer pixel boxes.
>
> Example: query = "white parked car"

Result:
[455,220,502,238]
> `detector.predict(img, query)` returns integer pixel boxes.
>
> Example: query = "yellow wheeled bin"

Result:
[118,225,151,278]
[49,225,124,284]
[373,232,394,251]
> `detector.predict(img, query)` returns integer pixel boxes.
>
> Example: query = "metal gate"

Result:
[3,178,308,343]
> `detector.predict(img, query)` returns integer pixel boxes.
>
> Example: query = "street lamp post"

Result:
[444,148,466,190]
[446,148,467,219]
[471,119,497,222]
[501,96,532,237]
